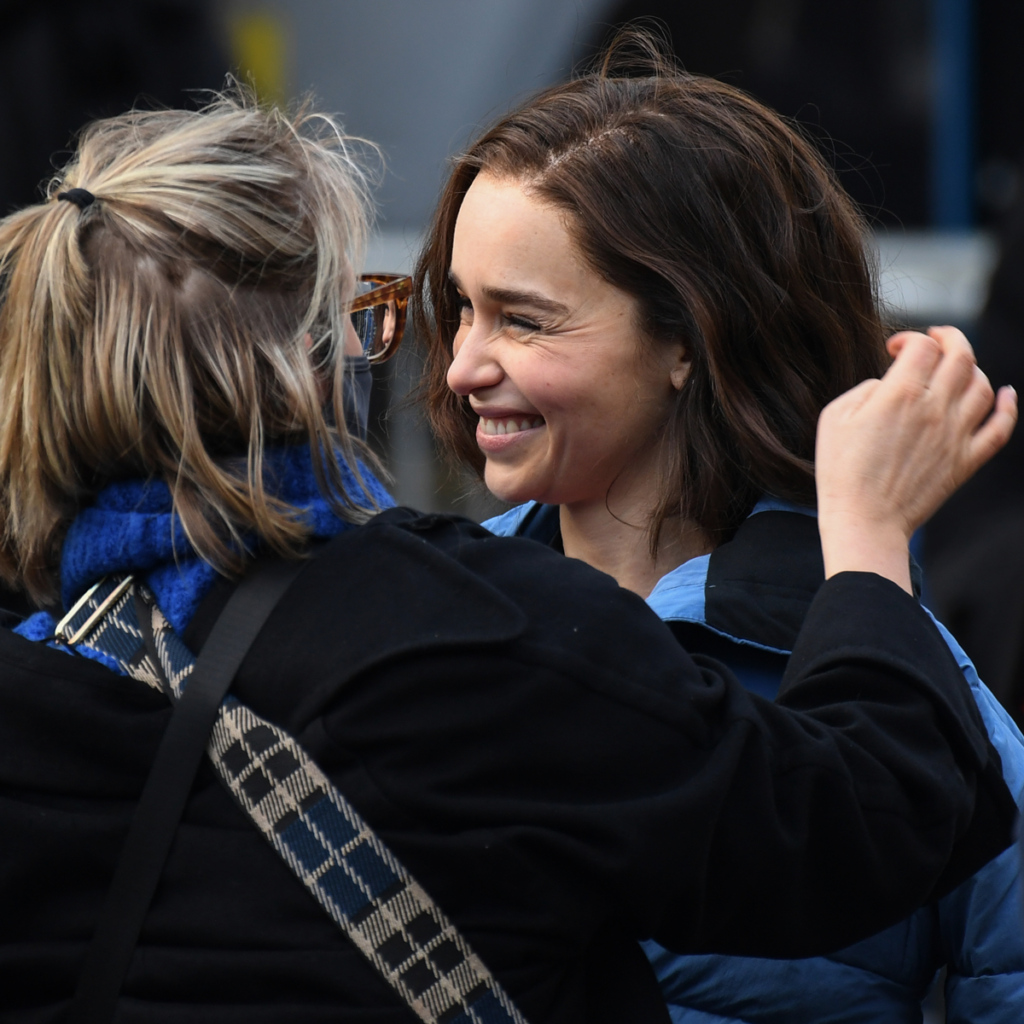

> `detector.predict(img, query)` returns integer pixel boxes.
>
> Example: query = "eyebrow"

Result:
[448,270,572,318]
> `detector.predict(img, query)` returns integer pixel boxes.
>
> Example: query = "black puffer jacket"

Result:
[0,510,1015,1023]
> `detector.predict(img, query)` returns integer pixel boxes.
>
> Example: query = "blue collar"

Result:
[484,497,816,655]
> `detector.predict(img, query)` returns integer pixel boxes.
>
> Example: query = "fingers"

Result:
[885,331,917,358]
[883,331,942,390]
[818,321,1016,559]
[883,327,976,398]
[926,325,973,352]
[885,328,947,365]
[927,326,977,397]
[883,328,983,440]
[967,385,1018,471]
[957,364,996,432]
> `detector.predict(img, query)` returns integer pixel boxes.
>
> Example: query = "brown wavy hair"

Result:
[416,31,889,548]
[0,90,380,603]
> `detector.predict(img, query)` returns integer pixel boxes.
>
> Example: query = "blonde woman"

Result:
[0,93,1015,1024]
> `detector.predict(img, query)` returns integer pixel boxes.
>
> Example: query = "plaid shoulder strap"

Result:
[56,574,529,1024]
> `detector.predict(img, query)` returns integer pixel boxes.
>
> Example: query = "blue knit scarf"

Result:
[15,446,394,672]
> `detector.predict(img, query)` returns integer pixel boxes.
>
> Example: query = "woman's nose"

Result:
[447,327,503,396]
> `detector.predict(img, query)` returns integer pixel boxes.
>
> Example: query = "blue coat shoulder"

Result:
[485,499,1024,1024]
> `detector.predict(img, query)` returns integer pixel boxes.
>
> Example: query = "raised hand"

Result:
[815,326,1017,593]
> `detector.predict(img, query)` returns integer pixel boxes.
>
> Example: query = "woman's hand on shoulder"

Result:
[815,326,1017,593]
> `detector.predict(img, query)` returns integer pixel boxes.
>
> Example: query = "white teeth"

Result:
[480,416,543,436]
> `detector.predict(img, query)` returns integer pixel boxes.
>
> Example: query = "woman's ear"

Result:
[669,343,691,391]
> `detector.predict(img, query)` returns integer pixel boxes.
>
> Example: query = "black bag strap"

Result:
[62,556,529,1024]
[68,556,305,1024]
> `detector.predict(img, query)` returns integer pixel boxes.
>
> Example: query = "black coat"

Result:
[0,509,1015,1023]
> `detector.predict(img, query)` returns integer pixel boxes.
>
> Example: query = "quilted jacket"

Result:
[485,498,1024,1024]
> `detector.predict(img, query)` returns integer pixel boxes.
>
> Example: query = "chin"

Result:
[483,468,544,507]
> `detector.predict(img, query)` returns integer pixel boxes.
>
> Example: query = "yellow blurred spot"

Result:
[230,11,288,107]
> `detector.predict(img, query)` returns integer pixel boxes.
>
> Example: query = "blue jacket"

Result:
[484,498,1024,1024]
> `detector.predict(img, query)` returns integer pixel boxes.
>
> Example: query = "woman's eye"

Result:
[455,294,473,321]
[505,314,541,332]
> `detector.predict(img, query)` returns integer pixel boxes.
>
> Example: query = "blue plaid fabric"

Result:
[61,575,528,1024]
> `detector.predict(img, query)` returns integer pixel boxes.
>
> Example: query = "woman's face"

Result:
[447,173,688,508]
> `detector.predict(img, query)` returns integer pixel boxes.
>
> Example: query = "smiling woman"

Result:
[417,38,891,593]
[446,172,698,594]
[415,27,1024,1024]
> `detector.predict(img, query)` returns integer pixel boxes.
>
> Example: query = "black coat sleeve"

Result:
[649,571,1014,956]
[234,516,1015,978]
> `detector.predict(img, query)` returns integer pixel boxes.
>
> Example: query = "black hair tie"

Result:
[57,188,96,210]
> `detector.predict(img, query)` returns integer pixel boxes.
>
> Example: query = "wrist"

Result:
[819,515,912,595]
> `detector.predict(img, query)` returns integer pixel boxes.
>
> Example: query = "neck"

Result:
[559,498,711,599]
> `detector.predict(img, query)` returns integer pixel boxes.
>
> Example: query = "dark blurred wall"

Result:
[925,200,1024,725]
[602,0,931,225]
[976,0,1024,221]
[602,0,1024,228]
[0,0,229,214]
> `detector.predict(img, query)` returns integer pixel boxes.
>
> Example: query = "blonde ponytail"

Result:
[0,90,379,604]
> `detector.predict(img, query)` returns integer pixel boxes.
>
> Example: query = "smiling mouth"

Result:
[479,416,544,436]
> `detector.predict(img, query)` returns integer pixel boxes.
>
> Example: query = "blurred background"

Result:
[1,4,1020,1017]
[0,0,1020,747]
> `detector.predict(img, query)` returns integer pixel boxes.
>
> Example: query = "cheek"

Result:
[520,359,597,413]
[555,376,671,455]
[545,375,624,427]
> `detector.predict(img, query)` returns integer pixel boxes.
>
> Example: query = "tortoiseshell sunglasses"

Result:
[350,273,412,363]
